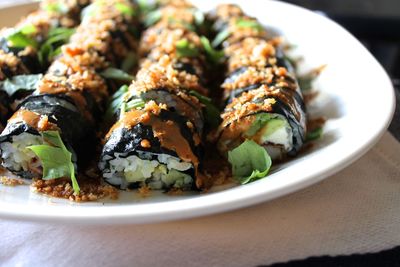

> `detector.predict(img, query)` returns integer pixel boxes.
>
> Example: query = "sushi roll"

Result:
[100,99,201,190]
[0,90,11,128]
[0,0,138,186]
[99,1,214,190]
[0,0,91,80]
[212,4,306,161]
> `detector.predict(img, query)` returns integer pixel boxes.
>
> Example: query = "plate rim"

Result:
[0,0,395,224]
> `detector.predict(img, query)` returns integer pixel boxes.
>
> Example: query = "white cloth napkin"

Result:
[1,132,400,267]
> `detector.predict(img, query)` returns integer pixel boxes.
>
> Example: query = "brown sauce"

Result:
[9,110,59,132]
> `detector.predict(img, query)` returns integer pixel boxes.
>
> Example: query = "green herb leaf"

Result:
[306,127,323,141]
[189,90,221,128]
[235,18,263,31]
[0,74,42,96]
[121,52,137,72]
[212,29,230,48]
[245,113,286,136]
[125,98,145,112]
[49,46,62,58]
[47,27,75,38]
[144,10,162,27]
[176,39,199,58]
[28,131,80,194]
[38,27,75,65]
[104,85,129,122]
[200,36,224,64]
[5,25,38,48]
[20,24,37,35]
[100,68,134,82]
[115,2,136,17]
[245,113,274,137]
[228,139,272,184]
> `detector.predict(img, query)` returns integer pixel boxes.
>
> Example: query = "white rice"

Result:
[100,152,194,190]
[0,133,42,172]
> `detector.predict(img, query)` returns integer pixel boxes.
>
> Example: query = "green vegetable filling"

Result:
[245,113,286,139]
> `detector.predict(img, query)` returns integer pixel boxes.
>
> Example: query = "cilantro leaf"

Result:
[228,140,272,184]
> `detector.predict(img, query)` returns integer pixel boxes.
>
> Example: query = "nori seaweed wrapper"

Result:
[0,94,94,178]
[100,108,202,188]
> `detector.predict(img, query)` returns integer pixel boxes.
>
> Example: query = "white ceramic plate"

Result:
[0,0,395,224]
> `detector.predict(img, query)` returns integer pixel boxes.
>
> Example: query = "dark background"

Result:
[283,0,400,87]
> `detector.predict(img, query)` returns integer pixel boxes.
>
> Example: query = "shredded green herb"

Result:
[121,52,137,72]
[176,39,199,58]
[189,90,221,128]
[38,27,75,66]
[5,24,38,48]
[115,2,136,17]
[124,98,146,113]
[200,36,224,64]
[100,68,134,82]
[28,131,80,195]
[105,85,129,122]
[212,29,230,48]
[235,18,263,31]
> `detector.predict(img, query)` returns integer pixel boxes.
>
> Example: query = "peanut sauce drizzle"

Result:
[106,109,199,168]
[9,109,59,132]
